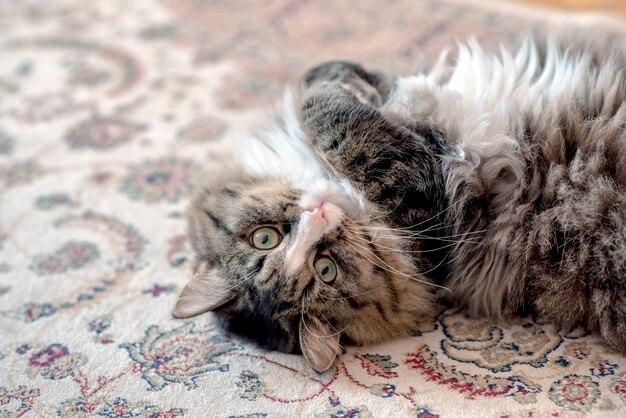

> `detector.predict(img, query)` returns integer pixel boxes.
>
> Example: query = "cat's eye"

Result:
[314,256,337,283]
[250,226,282,250]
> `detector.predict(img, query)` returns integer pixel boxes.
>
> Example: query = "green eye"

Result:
[314,256,337,283]
[250,227,281,250]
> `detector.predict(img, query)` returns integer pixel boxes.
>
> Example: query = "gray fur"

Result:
[176,36,626,371]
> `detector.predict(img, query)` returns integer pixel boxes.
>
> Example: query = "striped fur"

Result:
[176,32,626,371]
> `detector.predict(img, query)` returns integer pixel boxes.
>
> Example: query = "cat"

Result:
[173,32,626,372]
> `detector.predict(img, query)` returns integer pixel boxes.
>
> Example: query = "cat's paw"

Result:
[300,61,394,107]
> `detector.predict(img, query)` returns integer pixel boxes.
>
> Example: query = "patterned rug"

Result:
[1,0,625,417]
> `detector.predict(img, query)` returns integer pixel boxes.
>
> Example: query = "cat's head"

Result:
[174,173,436,372]
[173,81,438,372]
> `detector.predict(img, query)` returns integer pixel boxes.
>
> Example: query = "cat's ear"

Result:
[299,316,341,373]
[172,261,235,318]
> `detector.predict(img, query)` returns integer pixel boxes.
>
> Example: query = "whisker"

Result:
[368,189,408,222]
[416,254,449,280]
[348,233,474,254]
[353,223,487,238]
[345,240,450,292]
[318,286,386,301]
[300,290,347,338]
[368,201,458,229]
[346,224,485,245]
[209,262,265,293]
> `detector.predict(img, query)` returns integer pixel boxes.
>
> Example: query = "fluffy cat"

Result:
[174,33,626,372]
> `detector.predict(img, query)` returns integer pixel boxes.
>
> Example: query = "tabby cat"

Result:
[174,33,626,372]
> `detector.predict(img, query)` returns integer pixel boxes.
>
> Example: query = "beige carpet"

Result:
[1,0,625,416]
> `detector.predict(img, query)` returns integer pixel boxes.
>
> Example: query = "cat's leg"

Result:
[297,79,446,228]
[533,261,626,354]
[300,61,395,107]
[529,196,626,353]
[592,288,626,354]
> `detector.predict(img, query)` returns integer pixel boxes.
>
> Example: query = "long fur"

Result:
[177,32,626,371]
[386,35,626,345]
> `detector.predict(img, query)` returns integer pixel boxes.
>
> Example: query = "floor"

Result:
[517,0,626,17]
[1,1,624,417]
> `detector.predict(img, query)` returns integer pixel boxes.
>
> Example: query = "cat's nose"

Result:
[303,205,327,227]
[304,202,343,228]
[310,205,325,221]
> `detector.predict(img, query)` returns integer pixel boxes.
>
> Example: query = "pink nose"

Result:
[309,205,325,220]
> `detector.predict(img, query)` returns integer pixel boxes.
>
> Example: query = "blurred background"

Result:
[522,0,625,17]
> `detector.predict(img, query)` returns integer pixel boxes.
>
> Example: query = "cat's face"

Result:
[174,174,436,372]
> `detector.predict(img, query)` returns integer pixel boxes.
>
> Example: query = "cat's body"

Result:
[175,33,626,372]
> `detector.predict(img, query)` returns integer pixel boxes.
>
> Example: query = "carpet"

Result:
[1,0,625,417]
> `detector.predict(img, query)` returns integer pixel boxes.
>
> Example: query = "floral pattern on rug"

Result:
[121,323,239,391]
[1,0,625,417]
